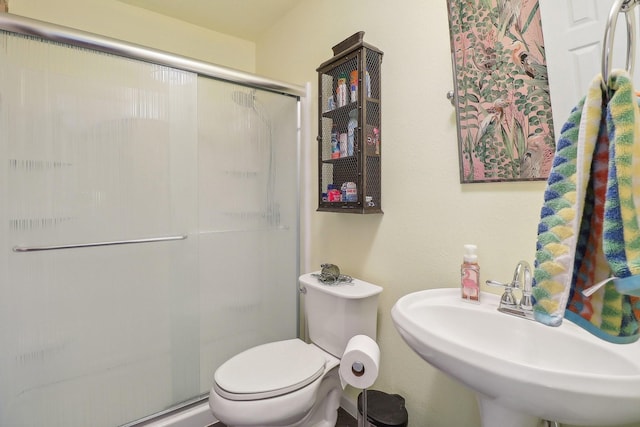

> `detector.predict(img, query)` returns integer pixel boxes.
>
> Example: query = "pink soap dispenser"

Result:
[461,244,480,302]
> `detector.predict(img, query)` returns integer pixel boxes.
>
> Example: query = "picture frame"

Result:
[446,0,555,183]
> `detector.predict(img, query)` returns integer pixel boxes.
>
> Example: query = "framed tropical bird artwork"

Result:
[447,0,555,183]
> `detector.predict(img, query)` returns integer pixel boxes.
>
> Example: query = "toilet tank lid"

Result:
[299,272,383,299]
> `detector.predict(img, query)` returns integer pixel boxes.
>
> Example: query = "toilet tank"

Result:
[299,272,383,358]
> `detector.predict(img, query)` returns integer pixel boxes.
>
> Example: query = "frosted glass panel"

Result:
[0,30,300,427]
[0,32,199,426]
[197,79,299,388]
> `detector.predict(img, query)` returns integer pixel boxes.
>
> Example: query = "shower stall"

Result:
[0,14,304,427]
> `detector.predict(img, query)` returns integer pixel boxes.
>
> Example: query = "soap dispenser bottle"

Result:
[461,244,480,302]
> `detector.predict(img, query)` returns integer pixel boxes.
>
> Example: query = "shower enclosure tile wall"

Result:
[0,30,299,427]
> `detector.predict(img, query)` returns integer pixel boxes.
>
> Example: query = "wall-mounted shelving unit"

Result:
[316,32,383,214]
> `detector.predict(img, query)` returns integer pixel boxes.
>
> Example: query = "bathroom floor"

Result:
[210,407,357,426]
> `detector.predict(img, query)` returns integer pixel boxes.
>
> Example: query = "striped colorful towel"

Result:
[532,70,640,343]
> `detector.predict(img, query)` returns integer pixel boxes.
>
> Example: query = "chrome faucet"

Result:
[486,260,535,320]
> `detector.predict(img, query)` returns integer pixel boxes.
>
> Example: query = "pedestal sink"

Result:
[391,288,640,427]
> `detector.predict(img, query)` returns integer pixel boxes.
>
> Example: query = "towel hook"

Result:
[602,0,638,90]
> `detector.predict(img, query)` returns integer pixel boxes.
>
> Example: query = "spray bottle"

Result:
[461,244,480,302]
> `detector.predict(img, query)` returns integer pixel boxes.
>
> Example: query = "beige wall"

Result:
[7,1,638,427]
[8,0,256,72]
[257,1,544,426]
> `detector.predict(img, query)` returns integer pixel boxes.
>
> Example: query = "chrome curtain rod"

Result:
[602,0,639,87]
[0,13,305,97]
[13,234,188,252]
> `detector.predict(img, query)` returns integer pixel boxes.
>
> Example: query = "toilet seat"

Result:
[213,339,327,401]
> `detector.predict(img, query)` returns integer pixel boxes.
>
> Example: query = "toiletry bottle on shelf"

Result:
[461,244,480,302]
[336,72,348,107]
[331,124,340,159]
[341,182,357,202]
[349,70,358,102]
[339,132,348,157]
[327,95,335,112]
[327,184,342,202]
[347,109,357,156]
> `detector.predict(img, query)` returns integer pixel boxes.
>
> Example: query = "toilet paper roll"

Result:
[339,334,380,389]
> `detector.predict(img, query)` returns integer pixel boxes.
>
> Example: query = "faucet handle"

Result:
[486,279,514,288]
[486,280,519,307]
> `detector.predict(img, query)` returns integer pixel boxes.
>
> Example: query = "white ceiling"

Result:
[118,0,301,42]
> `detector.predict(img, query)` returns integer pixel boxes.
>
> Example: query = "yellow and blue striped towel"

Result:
[533,70,640,343]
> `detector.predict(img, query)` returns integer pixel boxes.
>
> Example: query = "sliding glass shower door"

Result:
[197,78,299,391]
[0,29,299,427]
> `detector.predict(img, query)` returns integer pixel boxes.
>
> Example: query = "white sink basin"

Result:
[391,288,640,427]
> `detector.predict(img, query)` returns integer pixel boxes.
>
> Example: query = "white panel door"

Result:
[539,0,639,137]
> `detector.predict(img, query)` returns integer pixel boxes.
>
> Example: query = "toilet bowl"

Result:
[208,273,382,427]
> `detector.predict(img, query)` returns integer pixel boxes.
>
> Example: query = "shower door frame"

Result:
[0,12,306,426]
[0,14,305,98]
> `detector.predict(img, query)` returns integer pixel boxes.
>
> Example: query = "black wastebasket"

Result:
[357,390,408,427]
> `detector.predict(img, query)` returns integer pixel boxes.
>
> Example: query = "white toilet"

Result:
[208,272,382,427]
